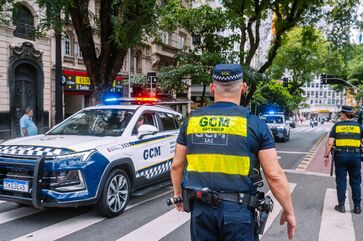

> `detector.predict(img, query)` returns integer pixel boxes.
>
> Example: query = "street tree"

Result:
[1,0,157,96]
[158,1,234,106]
[252,80,304,114]
[222,0,359,106]
[269,26,348,100]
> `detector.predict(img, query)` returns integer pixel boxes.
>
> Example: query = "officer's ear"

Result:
[210,83,215,95]
[241,82,247,94]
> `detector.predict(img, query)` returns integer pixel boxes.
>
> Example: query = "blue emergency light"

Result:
[103,97,160,105]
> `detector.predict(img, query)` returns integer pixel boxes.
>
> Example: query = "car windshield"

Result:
[264,116,284,124]
[48,109,134,136]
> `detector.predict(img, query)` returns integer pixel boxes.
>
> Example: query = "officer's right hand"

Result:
[175,202,184,212]
[280,210,296,240]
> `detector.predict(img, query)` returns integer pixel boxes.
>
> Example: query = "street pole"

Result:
[128,48,131,98]
[55,30,63,124]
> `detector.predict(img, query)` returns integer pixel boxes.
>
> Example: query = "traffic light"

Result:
[282,77,288,87]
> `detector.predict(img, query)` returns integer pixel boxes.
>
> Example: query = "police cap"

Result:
[340,106,354,114]
[213,64,243,82]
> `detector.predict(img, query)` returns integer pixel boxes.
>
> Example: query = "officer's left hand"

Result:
[324,157,329,167]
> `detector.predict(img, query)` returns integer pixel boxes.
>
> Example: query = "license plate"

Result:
[3,179,29,193]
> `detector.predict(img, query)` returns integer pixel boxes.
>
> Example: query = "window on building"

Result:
[311,91,314,95]
[77,44,82,58]
[315,83,319,88]
[179,34,186,49]
[332,92,335,98]
[64,33,72,56]
[12,4,35,40]
[320,91,323,96]
[136,50,142,72]
[160,31,169,44]
[315,99,318,104]
[328,99,331,105]
[311,100,313,104]
[328,91,331,97]
[332,99,335,104]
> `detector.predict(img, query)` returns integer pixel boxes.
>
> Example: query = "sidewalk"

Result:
[305,134,331,175]
[306,133,363,176]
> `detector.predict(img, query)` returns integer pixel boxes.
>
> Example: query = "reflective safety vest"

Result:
[184,105,256,194]
[334,121,362,148]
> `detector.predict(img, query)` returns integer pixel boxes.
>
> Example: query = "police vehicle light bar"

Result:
[103,97,160,104]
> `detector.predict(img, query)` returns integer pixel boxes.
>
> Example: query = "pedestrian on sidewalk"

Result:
[171,64,296,240]
[19,106,38,137]
[323,106,362,214]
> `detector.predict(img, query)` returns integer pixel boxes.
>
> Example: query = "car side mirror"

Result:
[137,124,158,139]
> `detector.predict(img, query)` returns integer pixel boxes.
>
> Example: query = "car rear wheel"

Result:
[97,169,130,217]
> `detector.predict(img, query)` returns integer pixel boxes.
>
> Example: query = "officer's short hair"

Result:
[25,106,33,114]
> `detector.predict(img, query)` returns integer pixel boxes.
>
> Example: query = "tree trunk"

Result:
[201,82,207,107]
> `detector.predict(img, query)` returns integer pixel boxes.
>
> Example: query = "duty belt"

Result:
[334,148,361,153]
[218,192,258,208]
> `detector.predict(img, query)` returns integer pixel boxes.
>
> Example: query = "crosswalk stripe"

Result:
[11,212,102,241]
[260,183,297,239]
[116,209,190,241]
[319,189,355,241]
[0,207,42,225]
[10,189,173,241]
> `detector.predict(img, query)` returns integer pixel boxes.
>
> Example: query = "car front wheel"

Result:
[97,169,130,217]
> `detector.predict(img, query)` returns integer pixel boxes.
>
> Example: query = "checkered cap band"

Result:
[213,73,243,82]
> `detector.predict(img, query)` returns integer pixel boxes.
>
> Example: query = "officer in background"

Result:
[324,106,362,214]
[171,64,296,240]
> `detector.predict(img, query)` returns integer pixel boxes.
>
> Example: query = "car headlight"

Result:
[277,126,285,130]
[55,149,96,162]
[50,170,86,192]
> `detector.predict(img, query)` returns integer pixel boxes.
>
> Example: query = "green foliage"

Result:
[271,27,328,83]
[158,0,233,103]
[252,81,305,114]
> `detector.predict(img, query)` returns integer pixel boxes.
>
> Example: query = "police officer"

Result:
[324,106,362,214]
[171,64,296,240]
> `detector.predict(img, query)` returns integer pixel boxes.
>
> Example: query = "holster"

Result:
[182,188,193,213]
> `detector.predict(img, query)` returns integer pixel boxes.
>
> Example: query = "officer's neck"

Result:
[214,97,240,105]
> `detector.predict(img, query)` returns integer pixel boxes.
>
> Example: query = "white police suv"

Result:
[0,98,182,217]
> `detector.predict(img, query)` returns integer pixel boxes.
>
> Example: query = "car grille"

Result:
[0,155,52,200]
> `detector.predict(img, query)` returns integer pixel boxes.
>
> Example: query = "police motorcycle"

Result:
[166,168,274,235]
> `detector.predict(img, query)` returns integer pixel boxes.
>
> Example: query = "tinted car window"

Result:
[264,116,284,124]
[159,112,177,131]
[48,109,134,136]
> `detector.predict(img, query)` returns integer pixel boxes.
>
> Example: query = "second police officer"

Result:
[171,64,296,240]
[324,106,362,214]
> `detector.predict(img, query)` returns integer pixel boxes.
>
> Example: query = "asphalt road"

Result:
[0,123,362,241]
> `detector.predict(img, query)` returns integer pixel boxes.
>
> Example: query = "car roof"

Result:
[82,104,181,115]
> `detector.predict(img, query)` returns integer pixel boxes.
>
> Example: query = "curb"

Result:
[295,132,328,171]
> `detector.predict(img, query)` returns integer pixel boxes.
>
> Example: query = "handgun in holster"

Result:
[256,192,274,235]
[183,187,219,212]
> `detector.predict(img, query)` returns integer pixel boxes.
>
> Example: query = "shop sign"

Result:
[62,69,124,93]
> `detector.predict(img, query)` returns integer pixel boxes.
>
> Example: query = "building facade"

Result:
[300,75,346,120]
[0,0,191,139]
